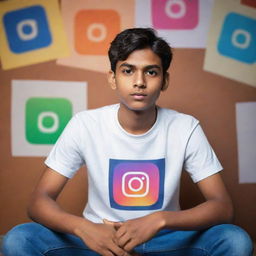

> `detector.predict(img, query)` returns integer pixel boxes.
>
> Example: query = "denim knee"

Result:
[2,223,38,256]
[210,224,254,255]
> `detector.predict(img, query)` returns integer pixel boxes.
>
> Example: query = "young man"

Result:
[3,28,253,256]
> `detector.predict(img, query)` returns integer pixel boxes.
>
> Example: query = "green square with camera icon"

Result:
[25,97,72,144]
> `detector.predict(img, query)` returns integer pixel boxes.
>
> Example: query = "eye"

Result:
[122,68,133,75]
[146,70,158,76]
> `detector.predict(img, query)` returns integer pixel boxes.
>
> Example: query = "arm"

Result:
[112,173,234,252]
[28,167,130,256]
[160,172,234,229]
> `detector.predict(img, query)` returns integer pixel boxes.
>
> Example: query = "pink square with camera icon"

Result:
[152,0,199,30]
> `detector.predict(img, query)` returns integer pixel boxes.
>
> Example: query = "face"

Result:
[109,48,169,113]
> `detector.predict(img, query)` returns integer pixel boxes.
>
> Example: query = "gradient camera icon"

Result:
[152,0,199,30]
[25,97,72,144]
[109,159,165,210]
[122,171,149,198]
[218,12,256,64]
[3,5,52,53]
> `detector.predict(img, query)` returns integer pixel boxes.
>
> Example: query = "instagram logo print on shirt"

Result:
[152,0,199,30]
[74,9,120,55]
[109,159,165,210]
[217,13,256,64]
[3,5,52,53]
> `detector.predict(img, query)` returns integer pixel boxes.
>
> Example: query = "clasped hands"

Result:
[78,213,161,256]
[103,213,160,256]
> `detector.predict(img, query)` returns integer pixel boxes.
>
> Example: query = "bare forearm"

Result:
[158,199,234,231]
[27,194,89,236]
[28,195,131,256]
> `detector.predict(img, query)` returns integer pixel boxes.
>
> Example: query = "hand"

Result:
[104,213,163,252]
[75,220,131,256]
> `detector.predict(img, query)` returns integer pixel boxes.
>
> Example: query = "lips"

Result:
[131,93,147,100]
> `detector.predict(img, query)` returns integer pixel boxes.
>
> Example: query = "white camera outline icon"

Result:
[165,0,186,19]
[231,29,251,49]
[17,19,38,41]
[121,171,149,198]
[87,23,107,42]
[37,111,59,134]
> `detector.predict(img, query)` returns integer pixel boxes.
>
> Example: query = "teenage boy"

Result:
[3,28,253,256]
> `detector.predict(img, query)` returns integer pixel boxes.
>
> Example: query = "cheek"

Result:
[149,88,162,102]
[153,91,161,100]
[116,86,129,98]
[148,82,163,94]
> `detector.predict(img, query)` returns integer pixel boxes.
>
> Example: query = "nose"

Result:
[133,71,146,89]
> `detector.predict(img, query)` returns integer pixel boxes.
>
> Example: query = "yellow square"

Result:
[0,0,70,70]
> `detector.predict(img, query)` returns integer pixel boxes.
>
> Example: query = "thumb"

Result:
[103,219,115,226]
[103,219,123,230]
[113,221,123,230]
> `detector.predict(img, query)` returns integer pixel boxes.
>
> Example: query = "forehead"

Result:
[117,48,162,68]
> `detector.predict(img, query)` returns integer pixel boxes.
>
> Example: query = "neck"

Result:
[118,104,157,135]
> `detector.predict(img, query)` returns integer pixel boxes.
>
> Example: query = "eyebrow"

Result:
[119,63,161,70]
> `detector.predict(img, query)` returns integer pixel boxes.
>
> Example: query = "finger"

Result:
[103,251,115,256]
[117,233,131,248]
[115,225,127,239]
[124,252,133,256]
[108,240,128,256]
[124,240,138,253]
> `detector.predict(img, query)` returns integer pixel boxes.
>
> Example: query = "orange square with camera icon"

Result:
[74,9,120,55]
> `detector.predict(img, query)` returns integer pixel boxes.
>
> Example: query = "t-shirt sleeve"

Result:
[184,124,223,183]
[44,114,85,178]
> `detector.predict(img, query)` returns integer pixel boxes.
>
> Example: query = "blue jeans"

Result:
[2,222,253,256]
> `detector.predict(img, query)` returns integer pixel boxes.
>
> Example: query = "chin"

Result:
[123,102,155,113]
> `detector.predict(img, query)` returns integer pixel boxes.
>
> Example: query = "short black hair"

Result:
[108,28,173,74]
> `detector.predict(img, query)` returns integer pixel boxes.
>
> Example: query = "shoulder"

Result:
[57,104,118,144]
[73,104,118,124]
[158,107,199,131]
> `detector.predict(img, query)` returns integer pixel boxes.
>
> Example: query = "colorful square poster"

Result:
[204,0,256,87]
[57,0,135,73]
[12,80,87,157]
[0,0,69,70]
[135,0,214,48]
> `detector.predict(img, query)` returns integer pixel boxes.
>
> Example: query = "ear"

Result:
[161,72,169,91]
[108,70,116,90]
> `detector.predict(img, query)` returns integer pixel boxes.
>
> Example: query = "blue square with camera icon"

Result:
[217,12,256,64]
[3,5,52,53]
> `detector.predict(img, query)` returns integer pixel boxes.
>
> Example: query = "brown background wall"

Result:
[0,49,256,241]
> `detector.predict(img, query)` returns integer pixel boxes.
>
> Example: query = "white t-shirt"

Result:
[45,104,222,223]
